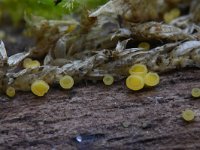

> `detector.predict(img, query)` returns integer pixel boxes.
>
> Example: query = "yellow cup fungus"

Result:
[23,58,32,68]
[138,42,150,51]
[103,74,114,85]
[31,80,49,96]
[164,8,181,23]
[144,72,160,87]
[23,58,40,69]
[191,88,200,98]
[59,75,74,89]
[126,75,144,91]
[164,12,174,24]
[129,64,148,77]
[182,109,195,122]
[127,64,160,91]
[6,86,16,98]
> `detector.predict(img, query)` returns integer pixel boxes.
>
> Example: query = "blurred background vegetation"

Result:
[0,0,108,25]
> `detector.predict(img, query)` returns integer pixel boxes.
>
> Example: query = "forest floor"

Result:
[0,24,200,150]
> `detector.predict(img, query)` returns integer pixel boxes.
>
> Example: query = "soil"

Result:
[0,25,200,150]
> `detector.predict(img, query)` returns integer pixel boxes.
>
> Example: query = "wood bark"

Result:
[0,69,200,150]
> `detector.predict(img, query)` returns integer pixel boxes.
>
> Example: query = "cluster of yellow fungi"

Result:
[5,60,198,124]
[5,58,75,97]
[184,88,200,122]
[102,63,160,91]
[23,58,40,69]
[126,64,160,91]
[6,62,160,97]
[5,58,199,125]
[30,75,75,97]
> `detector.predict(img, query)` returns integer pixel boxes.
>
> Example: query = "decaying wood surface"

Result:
[0,68,200,150]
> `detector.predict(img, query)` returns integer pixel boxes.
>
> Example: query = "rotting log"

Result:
[0,69,200,150]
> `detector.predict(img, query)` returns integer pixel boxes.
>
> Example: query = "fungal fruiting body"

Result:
[31,80,49,96]
[23,58,40,69]
[191,88,200,98]
[59,75,74,89]
[144,72,160,87]
[127,64,160,91]
[103,74,114,85]
[163,13,173,24]
[138,42,150,51]
[129,64,148,77]
[164,8,181,23]
[23,58,32,68]
[182,109,195,122]
[126,75,144,91]
[170,8,181,18]
[6,86,15,98]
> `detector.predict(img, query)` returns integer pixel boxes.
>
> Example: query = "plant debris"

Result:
[0,0,200,96]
